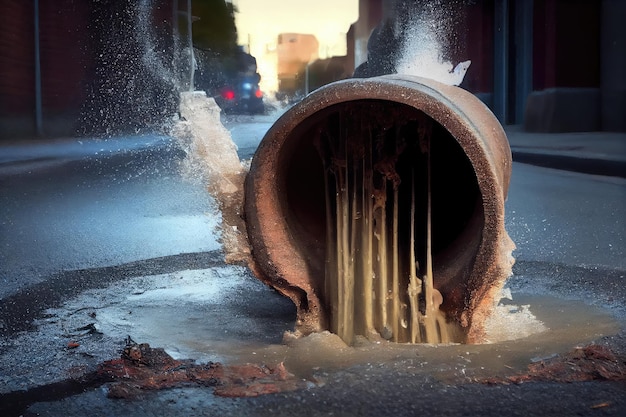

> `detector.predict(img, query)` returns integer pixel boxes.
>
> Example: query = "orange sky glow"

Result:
[232,0,359,93]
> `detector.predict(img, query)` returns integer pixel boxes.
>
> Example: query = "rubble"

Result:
[483,344,626,384]
[96,339,304,399]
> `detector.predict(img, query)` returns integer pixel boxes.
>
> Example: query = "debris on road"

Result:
[483,344,626,384]
[97,338,304,399]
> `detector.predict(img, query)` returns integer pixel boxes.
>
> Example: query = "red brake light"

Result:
[254,89,263,98]
[222,89,235,100]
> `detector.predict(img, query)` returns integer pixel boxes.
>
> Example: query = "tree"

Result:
[185,0,240,93]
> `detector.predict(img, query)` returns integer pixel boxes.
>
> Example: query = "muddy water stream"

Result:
[232,294,619,382]
[314,105,467,345]
[29,267,617,383]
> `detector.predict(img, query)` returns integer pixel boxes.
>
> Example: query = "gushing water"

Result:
[172,91,250,263]
[315,103,460,345]
[136,1,249,263]
[394,1,471,85]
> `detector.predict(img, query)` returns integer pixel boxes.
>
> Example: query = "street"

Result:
[0,135,220,299]
[1,113,625,416]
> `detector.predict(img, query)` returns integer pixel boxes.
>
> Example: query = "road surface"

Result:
[0,115,624,416]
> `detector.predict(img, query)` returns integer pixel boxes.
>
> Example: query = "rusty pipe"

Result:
[244,75,515,343]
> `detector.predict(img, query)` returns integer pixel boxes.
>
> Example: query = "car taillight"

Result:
[222,89,235,100]
[255,89,263,98]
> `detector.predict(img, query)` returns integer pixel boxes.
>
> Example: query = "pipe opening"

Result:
[279,100,482,344]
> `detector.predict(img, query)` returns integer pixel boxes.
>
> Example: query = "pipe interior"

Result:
[277,100,483,342]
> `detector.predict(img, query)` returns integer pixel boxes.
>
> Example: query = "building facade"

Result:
[348,0,625,132]
[0,0,223,140]
[1,0,623,139]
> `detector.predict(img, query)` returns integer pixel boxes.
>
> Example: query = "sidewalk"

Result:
[505,125,626,178]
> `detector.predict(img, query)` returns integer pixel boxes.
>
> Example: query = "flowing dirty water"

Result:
[314,104,455,344]
[132,89,623,399]
[37,95,622,397]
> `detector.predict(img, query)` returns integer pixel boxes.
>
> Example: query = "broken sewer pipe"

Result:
[244,74,515,344]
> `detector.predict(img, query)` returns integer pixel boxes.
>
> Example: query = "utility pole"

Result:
[187,0,194,91]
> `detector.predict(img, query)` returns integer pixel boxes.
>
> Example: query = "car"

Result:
[216,76,265,114]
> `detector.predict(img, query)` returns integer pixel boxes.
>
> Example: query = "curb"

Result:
[511,149,626,179]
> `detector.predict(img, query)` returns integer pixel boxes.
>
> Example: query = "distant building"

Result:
[276,33,319,98]
[306,56,351,93]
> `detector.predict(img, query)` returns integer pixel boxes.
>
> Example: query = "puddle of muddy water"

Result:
[49,267,296,364]
[1,267,620,398]
[263,298,614,383]
[62,275,623,376]
[245,292,620,382]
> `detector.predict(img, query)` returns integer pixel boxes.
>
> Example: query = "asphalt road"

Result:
[1,115,625,416]
[0,135,220,299]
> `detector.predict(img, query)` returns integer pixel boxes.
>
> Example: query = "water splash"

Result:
[136,0,183,92]
[135,1,250,263]
[78,1,179,136]
[395,1,471,86]
[172,92,250,264]
[135,0,199,94]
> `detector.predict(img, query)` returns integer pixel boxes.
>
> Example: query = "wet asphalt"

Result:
[1,116,625,416]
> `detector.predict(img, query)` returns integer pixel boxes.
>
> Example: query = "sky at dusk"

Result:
[233,0,359,92]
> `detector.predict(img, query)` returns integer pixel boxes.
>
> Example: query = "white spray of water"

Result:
[172,92,250,263]
[136,0,183,92]
[483,287,548,343]
[135,2,250,263]
[395,4,471,86]
[173,92,242,195]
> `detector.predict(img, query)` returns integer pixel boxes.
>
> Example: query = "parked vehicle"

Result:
[215,75,265,114]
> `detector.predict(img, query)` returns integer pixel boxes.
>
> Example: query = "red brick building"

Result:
[0,0,177,140]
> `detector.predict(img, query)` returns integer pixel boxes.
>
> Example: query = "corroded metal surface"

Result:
[244,75,514,343]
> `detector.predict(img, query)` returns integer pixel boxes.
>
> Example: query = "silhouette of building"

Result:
[276,33,319,98]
